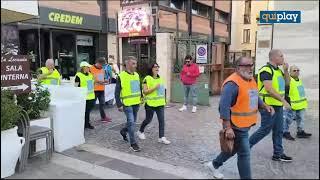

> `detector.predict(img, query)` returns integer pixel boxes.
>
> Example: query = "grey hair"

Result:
[234,56,247,67]
[289,64,299,72]
[268,49,281,61]
[123,56,137,65]
[45,59,54,66]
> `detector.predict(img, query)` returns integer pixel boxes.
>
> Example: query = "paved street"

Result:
[9,97,319,179]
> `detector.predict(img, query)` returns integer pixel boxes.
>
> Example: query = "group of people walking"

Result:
[37,49,312,179]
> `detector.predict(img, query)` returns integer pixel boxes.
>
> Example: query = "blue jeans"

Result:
[122,104,140,144]
[212,129,251,179]
[283,109,305,133]
[183,84,197,106]
[249,106,284,157]
[139,105,165,138]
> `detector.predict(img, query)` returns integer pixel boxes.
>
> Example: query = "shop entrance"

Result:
[52,32,76,79]
[122,36,156,79]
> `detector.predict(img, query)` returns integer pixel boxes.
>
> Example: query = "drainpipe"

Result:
[99,0,108,58]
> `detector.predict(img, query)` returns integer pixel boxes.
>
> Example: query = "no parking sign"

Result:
[196,44,207,64]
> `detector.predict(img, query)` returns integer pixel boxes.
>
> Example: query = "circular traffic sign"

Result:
[198,47,206,56]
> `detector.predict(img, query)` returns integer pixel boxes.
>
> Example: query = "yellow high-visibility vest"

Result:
[119,71,141,106]
[75,72,95,100]
[258,65,285,106]
[143,75,166,107]
[39,67,61,85]
[288,77,308,110]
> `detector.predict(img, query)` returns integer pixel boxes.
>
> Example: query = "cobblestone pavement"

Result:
[86,97,319,179]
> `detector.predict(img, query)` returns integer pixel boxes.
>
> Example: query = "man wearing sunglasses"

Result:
[249,49,293,162]
[207,56,274,179]
[179,55,200,113]
[283,65,312,140]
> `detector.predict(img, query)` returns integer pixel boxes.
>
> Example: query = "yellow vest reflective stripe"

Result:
[289,77,308,110]
[76,72,95,100]
[144,76,166,107]
[119,71,141,106]
[40,67,61,85]
[258,65,285,106]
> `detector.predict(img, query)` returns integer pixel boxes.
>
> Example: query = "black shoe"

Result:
[272,154,293,162]
[283,132,295,141]
[85,124,94,129]
[130,143,141,152]
[297,130,312,138]
[120,129,128,142]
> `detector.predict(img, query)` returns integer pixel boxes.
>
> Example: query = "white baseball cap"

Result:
[80,61,91,67]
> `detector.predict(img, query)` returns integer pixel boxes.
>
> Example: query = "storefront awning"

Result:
[1,0,39,24]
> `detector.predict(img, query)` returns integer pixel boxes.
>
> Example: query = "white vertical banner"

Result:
[196,44,208,64]
[255,24,273,73]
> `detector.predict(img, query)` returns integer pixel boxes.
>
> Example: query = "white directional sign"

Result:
[1,55,31,94]
[1,83,29,91]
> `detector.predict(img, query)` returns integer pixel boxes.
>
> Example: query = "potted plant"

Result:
[17,83,51,152]
[1,90,25,178]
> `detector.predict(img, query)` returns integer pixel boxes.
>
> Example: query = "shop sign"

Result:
[1,55,31,94]
[196,45,208,64]
[76,35,93,46]
[128,37,148,44]
[39,7,102,30]
[118,6,152,37]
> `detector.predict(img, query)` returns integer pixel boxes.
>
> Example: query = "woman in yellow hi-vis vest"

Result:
[283,65,312,140]
[38,59,61,85]
[136,63,171,145]
[75,61,95,129]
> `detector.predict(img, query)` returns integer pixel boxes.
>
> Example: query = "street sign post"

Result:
[196,44,208,64]
[1,55,31,94]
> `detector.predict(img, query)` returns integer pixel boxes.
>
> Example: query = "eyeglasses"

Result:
[293,69,300,72]
[185,61,191,63]
[238,63,254,67]
[153,66,160,68]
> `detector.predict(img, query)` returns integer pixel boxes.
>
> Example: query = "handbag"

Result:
[219,129,234,154]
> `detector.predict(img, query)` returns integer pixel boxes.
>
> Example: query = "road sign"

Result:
[1,55,31,94]
[196,44,208,64]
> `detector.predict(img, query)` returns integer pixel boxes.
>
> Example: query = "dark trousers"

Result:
[85,99,95,127]
[94,91,106,119]
[140,105,165,138]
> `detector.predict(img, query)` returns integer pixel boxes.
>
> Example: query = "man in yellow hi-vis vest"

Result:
[37,59,61,85]
[249,49,293,162]
[283,65,312,140]
[115,56,142,152]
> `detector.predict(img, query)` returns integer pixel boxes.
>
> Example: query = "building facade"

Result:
[117,0,232,99]
[271,1,319,100]
[229,0,271,62]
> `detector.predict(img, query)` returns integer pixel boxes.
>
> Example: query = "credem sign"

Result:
[39,7,101,30]
[48,12,83,25]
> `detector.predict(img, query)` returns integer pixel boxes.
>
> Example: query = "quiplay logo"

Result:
[260,11,301,23]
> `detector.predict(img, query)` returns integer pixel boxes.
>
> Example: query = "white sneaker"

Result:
[158,137,171,145]
[137,131,146,140]
[206,162,224,179]
[179,105,187,112]
[192,106,197,113]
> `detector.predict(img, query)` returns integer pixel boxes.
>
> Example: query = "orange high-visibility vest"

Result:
[222,73,259,128]
[90,65,105,91]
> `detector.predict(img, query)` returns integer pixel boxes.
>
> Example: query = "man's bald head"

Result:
[268,49,284,66]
